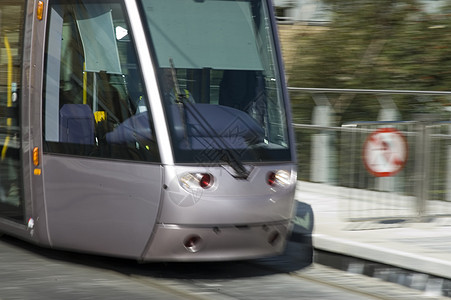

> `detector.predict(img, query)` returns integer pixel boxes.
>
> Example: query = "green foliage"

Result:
[287,0,451,123]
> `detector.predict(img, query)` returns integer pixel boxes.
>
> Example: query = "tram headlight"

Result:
[267,170,291,187]
[179,173,214,191]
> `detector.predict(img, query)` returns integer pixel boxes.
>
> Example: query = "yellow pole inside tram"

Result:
[83,62,87,105]
[1,35,12,161]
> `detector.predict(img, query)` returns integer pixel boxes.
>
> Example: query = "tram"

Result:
[0,0,309,261]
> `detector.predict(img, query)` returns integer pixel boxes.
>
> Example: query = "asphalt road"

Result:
[0,235,385,300]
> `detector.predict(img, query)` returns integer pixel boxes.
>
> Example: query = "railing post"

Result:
[311,94,333,184]
[414,121,428,218]
[448,123,451,202]
[376,95,400,192]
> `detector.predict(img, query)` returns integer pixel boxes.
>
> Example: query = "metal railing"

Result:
[288,87,451,96]
[290,87,451,222]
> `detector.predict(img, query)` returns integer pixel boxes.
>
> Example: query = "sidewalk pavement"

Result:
[295,181,451,280]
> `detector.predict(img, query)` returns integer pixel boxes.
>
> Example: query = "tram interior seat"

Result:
[59,104,95,145]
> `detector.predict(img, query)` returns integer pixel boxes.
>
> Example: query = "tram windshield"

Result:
[142,0,291,163]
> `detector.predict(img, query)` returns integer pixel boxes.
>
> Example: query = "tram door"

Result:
[0,2,25,223]
[40,1,162,258]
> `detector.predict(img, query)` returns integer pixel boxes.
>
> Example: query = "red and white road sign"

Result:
[362,128,408,177]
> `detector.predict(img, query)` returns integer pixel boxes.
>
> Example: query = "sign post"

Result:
[362,128,408,177]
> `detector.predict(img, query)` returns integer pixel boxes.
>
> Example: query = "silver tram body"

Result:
[0,0,305,261]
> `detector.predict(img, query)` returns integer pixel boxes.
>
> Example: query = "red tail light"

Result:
[180,173,215,191]
[267,170,291,187]
[199,174,212,189]
[267,172,276,186]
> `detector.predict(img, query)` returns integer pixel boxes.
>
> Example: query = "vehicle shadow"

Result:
[0,233,312,280]
[0,203,314,280]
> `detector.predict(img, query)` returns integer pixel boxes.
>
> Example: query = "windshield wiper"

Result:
[169,58,189,148]
[169,58,186,103]
[183,103,250,179]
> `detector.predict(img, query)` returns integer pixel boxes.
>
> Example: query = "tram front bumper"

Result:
[142,221,291,261]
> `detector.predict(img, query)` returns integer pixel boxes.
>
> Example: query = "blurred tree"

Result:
[287,0,451,123]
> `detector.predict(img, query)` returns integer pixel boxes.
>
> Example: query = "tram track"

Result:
[1,235,448,299]
[291,264,449,300]
[248,251,449,300]
[120,262,448,300]
[126,275,215,300]
[102,254,449,300]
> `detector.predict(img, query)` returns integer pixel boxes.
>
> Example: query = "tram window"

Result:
[43,1,160,162]
[0,2,25,221]
[146,0,291,163]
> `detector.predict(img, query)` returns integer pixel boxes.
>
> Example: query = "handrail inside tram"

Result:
[1,35,12,161]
